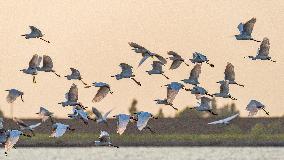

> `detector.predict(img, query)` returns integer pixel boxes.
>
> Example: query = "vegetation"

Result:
[128,99,138,114]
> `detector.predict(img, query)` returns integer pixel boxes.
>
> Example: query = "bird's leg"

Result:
[161,73,170,79]
[13,146,16,149]
[80,79,88,86]
[236,83,245,87]
[250,38,261,42]
[68,127,75,131]
[39,37,50,43]
[21,133,32,138]
[109,90,114,94]
[52,71,61,77]
[84,85,92,88]
[131,78,141,86]
[184,88,192,91]
[145,126,156,134]
[109,144,119,148]
[269,59,277,63]
[205,61,214,67]
[33,76,36,83]
[170,104,178,111]
[5,152,7,156]
[183,61,190,66]
[207,110,218,115]
[21,95,24,102]
[262,108,270,116]
[205,92,214,97]
[229,95,237,100]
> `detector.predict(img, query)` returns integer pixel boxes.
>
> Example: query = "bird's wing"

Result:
[189,64,201,79]
[224,63,235,81]
[223,114,239,122]
[29,26,42,36]
[201,97,211,106]
[137,112,151,131]
[208,119,224,125]
[78,109,88,120]
[103,109,112,119]
[93,82,109,87]
[152,61,163,72]
[29,54,39,68]
[13,118,28,128]
[138,54,150,67]
[167,51,181,59]
[167,88,179,104]
[154,54,167,65]
[128,42,146,50]
[52,125,68,138]
[42,55,53,69]
[6,93,17,103]
[170,60,183,70]
[29,123,41,129]
[117,114,130,135]
[5,136,20,152]
[237,23,244,32]
[92,86,110,103]
[258,37,270,57]
[243,18,256,36]
[70,68,81,77]
[68,84,78,102]
[99,131,110,143]
[120,63,133,76]
[92,107,103,119]
[220,81,229,94]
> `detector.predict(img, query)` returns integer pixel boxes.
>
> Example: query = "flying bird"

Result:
[13,118,41,136]
[36,107,54,123]
[132,111,158,134]
[246,100,269,116]
[94,131,119,148]
[155,82,185,110]
[181,64,202,85]
[217,62,244,87]
[4,130,31,156]
[213,80,237,100]
[208,113,239,125]
[146,61,169,79]
[85,82,113,103]
[245,37,276,62]
[91,107,112,125]
[58,84,86,109]
[5,89,24,103]
[189,52,214,67]
[68,106,90,125]
[37,55,61,77]
[20,54,41,83]
[65,68,88,85]
[128,42,167,66]
[111,63,141,86]
[189,97,218,115]
[235,18,260,42]
[50,123,75,138]
[113,114,131,135]
[186,85,213,99]
[21,26,50,43]
[167,51,189,69]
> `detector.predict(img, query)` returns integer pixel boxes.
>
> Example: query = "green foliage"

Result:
[175,107,206,119]
[224,124,243,134]
[250,123,267,136]
[129,99,138,114]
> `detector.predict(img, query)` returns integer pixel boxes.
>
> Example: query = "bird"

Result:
[50,123,75,138]
[246,100,269,116]
[146,61,169,79]
[128,42,167,67]
[245,37,276,62]
[185,85,213,99]
[167,51,189,70]
[189,97,218,115]
[181,64,202,85]
[13,117,41,136]
[20,54,42,83]
[58,84,86,109]
[208,113,239,125]
[113,114,131,135]
[91,107,112,125]
[5,89,24,103]
[213,80,237,100]
[37,55,61,77]
[36,107,54,123]
[21,26,50,43]
[111,63,142,86]
[217,62,244,87]
[189,52,214,67]
[132,111,158,134]
[68,106,90,125]
[155,82,185,111]
[85,82,113,103]
[235,18,260,42]
[4,130,31,156]
[65,68,88,85]
[94,131,119,148]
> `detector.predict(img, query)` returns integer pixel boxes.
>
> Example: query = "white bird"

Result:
[65,68,88,85]
[4,130,31,156]
[146,61,169,79]
[190,97,218,115]
[246,100,269,116]
[37,55,61,77]
[68,106,90,125]
[186,85,213,99]
[91,107,112,125]
[181,64,202,85]
[189,52,214,67]
[94,131,119,148]
[167,51,189,70]
[113,114,131,135]
[133,111,157,133]
[50,123,75,138]
[5,89,24,103]
[20,54,41,83]
[111,63,141,86]
[36,107,54,123]
[217,62,244,87]
[128,42,167,67]
[246,37,276,62]
[58,84,86,109]
[85,82,113,103]
[208,113,239,125]
[213,80,237,100]
[155,82,185,110]
[13,117,41,136]
[235,18,260,42]
[21,26,50,43]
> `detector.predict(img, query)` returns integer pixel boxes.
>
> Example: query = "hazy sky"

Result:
[0,1,283,118]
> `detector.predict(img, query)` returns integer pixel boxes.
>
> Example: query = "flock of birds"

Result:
[0,17,276,156]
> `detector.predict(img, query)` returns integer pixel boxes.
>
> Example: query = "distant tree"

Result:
[129,99,138,114]
[156,108,165,118]
[175,106,206,119]
[0,109,3,117]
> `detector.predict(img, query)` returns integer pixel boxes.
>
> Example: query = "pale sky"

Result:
[0,1,283,118]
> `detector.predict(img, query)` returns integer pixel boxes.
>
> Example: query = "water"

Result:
[1,147,284,160]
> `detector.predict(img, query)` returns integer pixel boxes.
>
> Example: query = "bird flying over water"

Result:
[167,51,189,69]
[246,100,269,116]
[20,54,41,83]
[50,123,75,138]
[217,62,244,87]
[132,111,158,134]
[208,113,239,125]
[235,18,260,42]
[146,61,169,79]
[111,63,141,86]
[190,97,218,115]
[21,26,50,43]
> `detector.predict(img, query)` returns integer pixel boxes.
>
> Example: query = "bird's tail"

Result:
[39,37,50,43]
[131,78,141,86]
[161,73,170,79]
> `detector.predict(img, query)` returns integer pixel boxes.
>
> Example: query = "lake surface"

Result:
[1,147,284,160]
